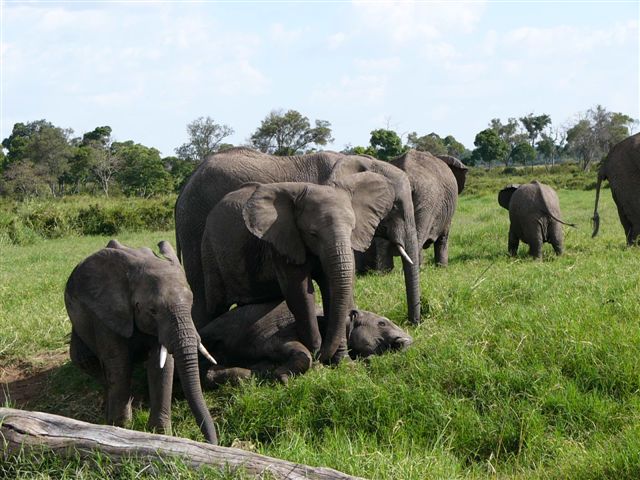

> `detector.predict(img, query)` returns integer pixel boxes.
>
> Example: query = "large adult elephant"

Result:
[356,150,468,272]
[592,133,640,245]
[175,148,421,331]
[200,174,395,363]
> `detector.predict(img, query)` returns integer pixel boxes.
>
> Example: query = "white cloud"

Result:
[327,32,347,50]
[354,57,401,71]
[311,75,387,105]
[270,23,305,44]
[352,0,487,43]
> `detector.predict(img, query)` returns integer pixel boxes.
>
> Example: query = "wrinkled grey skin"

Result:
[592,133,640,245]
[65,240,217,444]
[498,181,575,258]
[200,173,395,364]
[199,301,413,385]
[175,147,421,334]
[356,150,468,271]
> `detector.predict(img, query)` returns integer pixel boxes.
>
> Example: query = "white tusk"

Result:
[198,343,217,365]
[397,245,414,265]
[159,345,168,369]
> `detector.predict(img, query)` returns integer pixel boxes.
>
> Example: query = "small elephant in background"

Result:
[199,301,413,386]
[65,240,218,444]
[592,132,640,245]
[498,181,575,258]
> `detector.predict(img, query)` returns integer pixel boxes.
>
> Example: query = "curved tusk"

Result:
[159,344,168,369]
[198,342,217,365]
[397,245,414,265]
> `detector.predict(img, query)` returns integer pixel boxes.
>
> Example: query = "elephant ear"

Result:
[158,240,180,266]
[72,249,136,338]
[242,183,307,264]
[498,184,520,210]
[326,156,372,184]
[437,155,469,194]
[337,172,396,252]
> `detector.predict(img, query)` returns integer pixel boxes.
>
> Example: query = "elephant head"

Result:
[326,156,422,324]
[498,184,520,210]
[346,310,413,359]
[74,240,217,443]
[243,172,396,362]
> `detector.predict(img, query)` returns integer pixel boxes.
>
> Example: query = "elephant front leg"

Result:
[275,259,321,356]
[146,344,175,435]
[95,333,133,427]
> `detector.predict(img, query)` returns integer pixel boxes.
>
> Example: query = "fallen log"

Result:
[0,408,365,480]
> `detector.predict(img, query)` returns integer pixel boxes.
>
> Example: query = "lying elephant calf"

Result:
[199,301,413,385]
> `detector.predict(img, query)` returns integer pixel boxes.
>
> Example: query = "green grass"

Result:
[2,184,640,479]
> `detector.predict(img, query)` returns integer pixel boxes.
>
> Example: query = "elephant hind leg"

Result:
[508,226,519,257]
[70,329,103,382]
[434,233,449,267]
[273,341,313,384]
[548,221,564,255]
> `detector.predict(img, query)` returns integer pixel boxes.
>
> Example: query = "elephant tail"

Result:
[592,171,605,237]
[545,211,577,228]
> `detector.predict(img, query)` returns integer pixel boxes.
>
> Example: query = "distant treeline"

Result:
[0,163,598,246]
[0,105,635,200]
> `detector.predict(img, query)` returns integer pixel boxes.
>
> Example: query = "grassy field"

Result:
[1,182,639,478]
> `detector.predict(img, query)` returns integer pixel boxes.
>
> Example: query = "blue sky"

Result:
[2,1,638,157]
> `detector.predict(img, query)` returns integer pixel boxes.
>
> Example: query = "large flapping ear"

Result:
[437,155,469,194]
[242,183,307,264]
[336,172,396,252]
[326,156,373,185]
[498,184,520,210]
[158,240,180,265]
[70,249,136,338]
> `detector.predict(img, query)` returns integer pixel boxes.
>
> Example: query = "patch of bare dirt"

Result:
[0,349,68,407]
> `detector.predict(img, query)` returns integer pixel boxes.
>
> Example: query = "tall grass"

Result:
[2,182,639,478]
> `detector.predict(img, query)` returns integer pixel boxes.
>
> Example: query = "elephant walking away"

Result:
[592,133,640,245]
[175,147,421,329]
[65,240,218,444]
[201,173,395,364]
[356,150,468,272]
[498,181,576,258]
[199,301,413,386]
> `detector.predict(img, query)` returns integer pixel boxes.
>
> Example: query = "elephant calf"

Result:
[66,240,218,444]
[498,181,575,258]
[198,301,413,386]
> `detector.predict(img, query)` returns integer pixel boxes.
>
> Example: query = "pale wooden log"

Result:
[0,408,365,480]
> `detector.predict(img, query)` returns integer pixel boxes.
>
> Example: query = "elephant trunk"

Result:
[319,241,355,363]
[592,171,604,238]
[169,306,218,444]
[402,225,422,325]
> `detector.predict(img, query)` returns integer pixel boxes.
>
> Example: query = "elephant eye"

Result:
[378,320,387,327]
[149,307,158,316]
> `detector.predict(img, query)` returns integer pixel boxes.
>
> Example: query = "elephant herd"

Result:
[64,133,639,445]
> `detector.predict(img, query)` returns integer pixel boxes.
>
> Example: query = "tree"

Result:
[92,145,121,197]
[115,142,172,197]
[472,128,509,167]
[175,117,234,162]
[250,109,333,156]
[164,156,195,192]
[489,117,528,166]
[406,132,447,156]
[511,142,536,168]
[341,144,375,156]
[566,105,636,170]
[443,135,468,158]
[369,129,406,161]
[0,161,49,199]
[519,113,552,147]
